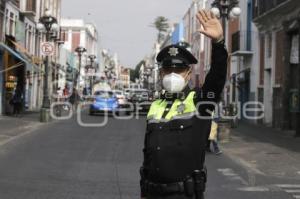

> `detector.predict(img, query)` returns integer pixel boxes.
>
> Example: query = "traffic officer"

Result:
[140,10,228,199]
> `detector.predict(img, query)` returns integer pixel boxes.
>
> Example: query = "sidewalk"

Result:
[221,121,300,179]
[0,111,43,145]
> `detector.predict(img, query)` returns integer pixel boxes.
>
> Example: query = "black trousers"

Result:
[13,102,22,115]
[148,193,204,199]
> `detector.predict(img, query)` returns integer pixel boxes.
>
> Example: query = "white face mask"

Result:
[162,72,187,93]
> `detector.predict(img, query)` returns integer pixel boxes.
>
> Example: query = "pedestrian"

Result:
[54,87,63,116]
[207,111,222,155]
[140,10,228,199]
[11,86,23,117]
[63,85,70,111]
[69,88,80,112]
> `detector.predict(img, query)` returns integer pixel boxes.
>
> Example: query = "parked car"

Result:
[124,88,133,100]
[113,90,127,106]
[128,89,153,113]
[112,90,132,113]
[89,90,120,115]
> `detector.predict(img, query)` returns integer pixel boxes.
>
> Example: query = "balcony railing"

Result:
[231,30,256,54]
[253,0,289,19]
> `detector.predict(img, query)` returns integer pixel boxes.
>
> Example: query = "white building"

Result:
[60,18,99,88]
[227,0,260,123]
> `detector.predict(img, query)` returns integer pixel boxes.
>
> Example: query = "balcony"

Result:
[252,0,297,21]
[231,30,254,57]
[20,0,36,16]
[10,0,20,8]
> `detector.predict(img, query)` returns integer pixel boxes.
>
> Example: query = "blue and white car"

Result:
[89,90,119,115]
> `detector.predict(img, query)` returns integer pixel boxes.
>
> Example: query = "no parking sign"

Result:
[41,42,55,56]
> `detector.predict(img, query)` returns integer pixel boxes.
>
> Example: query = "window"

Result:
[27,25,32,52]
[259,35,265,85]
[9,12,15,36]
[26,0,36,12]
[267,33,272,58]
[290,34,299,64]
[275,30,285,85]
[24,23,28,48]
[60,30,68,42]
[71,31,81,51]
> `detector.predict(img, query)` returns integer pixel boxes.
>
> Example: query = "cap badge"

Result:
[168,47,179,56]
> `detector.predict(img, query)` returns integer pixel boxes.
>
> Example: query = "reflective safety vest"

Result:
[147,91,196,121]
[143,90,210,183]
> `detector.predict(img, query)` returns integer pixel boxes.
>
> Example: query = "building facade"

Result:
[0,0,62,115]
[120,66,130,89]
[252,0,300,135]
[182,0,208,88]
[224,0,260,122]
[60,18,99,91]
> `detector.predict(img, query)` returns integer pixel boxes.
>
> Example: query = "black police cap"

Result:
[156,44,198,68]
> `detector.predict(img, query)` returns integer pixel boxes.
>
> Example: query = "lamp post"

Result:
[211,0,241,127]
[74,46,87,89]
[88,55,96,94]
[37,9,59,122]
[211,0,241,41]
[210,0,241,103]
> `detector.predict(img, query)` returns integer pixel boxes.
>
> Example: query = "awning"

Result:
[0,43,30,66]
[0,42,42,73]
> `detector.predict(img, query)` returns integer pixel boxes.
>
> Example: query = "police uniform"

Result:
[140,41,228,199]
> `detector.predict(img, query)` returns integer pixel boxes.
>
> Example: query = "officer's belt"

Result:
[144,180,186,196]
[143,168,207,197]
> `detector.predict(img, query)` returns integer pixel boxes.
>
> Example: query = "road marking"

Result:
[275,184,300,199]
[217,168,248,185]
[276,185,300,188]
[238,186,269,192]
[223,148,266,176]
[286,190,300,193]
[218,169,270,193]
[0,124,42,147]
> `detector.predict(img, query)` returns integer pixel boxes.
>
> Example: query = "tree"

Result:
[130,60,145,82]
[152,16,169,43]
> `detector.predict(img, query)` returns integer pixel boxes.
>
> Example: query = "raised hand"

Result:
[196,9,224,42]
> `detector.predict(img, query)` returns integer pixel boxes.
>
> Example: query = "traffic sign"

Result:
[41,42,55,56]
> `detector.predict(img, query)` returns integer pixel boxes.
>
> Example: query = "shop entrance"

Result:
[0,43,26,115]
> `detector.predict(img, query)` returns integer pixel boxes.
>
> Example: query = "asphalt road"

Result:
[0,112,299,199]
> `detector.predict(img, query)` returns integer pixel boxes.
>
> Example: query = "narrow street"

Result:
[0,113,299,199]
[0,0,300,198]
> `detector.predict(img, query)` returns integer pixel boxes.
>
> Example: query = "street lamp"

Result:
[36,9,59,122]
[210,1,241,127]
[88,55,96,68]
[211,0,241,39]
[74,46,87,88]
[88,55,96,94]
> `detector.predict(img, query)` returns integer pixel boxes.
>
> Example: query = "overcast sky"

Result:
[61,0,191,68]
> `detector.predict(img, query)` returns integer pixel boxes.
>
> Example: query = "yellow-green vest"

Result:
[147,91,197,121]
